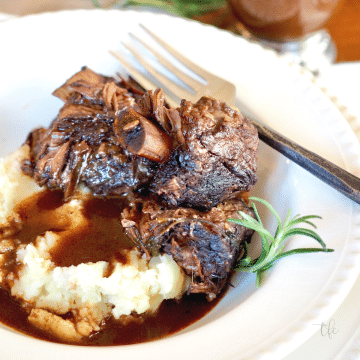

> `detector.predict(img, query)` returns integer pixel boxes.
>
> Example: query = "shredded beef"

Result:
[150,96,259,210]
[21,68,260,300]
[121,197,255,300]
[22,68,173,198]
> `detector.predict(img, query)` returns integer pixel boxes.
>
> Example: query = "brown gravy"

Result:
[50,196,134,267]
[11,190,134,267]
[0,287,222,346]
[0,190,222,346]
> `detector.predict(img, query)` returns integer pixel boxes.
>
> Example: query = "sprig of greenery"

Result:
[227,197,334,287]
[90,0,226,18]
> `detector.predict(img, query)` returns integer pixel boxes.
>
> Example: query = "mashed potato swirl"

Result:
[0,146,188,342]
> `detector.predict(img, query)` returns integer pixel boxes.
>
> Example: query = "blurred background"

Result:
[0,0,359,62]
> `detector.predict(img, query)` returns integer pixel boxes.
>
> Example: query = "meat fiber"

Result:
[150,97,259,210]
[121,196,255,300]
[22,68,173,198]
[21,68,260,302]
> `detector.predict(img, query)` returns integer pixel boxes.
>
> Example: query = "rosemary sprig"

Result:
[90,0,226,18]
[90,0,101,7]
[227,197,334,287]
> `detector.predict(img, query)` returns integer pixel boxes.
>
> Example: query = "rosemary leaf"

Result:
[228,197,334,287]
[90,0,226,18]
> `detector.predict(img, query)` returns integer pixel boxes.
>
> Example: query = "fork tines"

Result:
[110,24,236,107]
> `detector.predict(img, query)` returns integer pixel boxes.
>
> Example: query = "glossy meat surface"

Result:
[22,68,172,198]
[122,197,255,300]
[151,97,259,209]
[21,68,259,300]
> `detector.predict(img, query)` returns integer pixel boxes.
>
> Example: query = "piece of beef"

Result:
[22,106,157,198]
[114,106,172,163]
[82,144,156,197]
[22,68,173,198]
[52,66,137,110]
[150,97,259,210]
[20,68,260,302]
[121,196,255,300]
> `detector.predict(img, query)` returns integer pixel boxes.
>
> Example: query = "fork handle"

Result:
[252,120,360,205]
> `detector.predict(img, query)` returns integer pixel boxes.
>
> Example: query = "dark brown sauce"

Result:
[0,286,223,346]
[0,289,63,344]
[87,293,223,346]
[11,190,134,267]
[0,189,222,346]
[12,190,67,245]
[50,196,134,267]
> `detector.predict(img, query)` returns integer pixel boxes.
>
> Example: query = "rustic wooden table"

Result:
[195,0,360,63]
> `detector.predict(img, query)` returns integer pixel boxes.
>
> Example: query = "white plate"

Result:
[280,63,360,360]
[1,9,360,360]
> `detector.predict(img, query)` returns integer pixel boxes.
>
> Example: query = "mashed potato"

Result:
[12,233,186,318]
[0,145,42,226]
[0,146,189,342]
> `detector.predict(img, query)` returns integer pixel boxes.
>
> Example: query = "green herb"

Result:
[90,0,101,7]
[90,0,226,18]
[227,197,334,287]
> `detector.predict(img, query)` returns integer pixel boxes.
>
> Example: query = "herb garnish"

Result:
[90,0,226,18]
[227,197,334,287]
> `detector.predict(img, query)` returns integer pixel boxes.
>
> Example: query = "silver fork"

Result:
[111,25,360,206]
